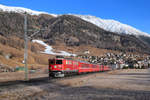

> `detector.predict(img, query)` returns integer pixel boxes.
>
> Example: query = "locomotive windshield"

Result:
[56,60,62,64]
[49,60,55,64]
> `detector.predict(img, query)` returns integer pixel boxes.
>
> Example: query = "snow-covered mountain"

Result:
[73,15,150,37]
[0,4,149,37]
[0,4,57,17]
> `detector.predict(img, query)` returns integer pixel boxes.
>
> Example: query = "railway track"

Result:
[0,71,111,89]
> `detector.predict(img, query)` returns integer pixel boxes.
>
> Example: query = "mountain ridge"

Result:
[0,4,57,17]
[0,5,150,54]
[73,14,150,37]
[0,4,149,38]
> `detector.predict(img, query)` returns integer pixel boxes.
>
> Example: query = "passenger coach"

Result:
[49,58,110,77]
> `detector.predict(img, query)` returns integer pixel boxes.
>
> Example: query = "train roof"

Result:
[49,58,91,64]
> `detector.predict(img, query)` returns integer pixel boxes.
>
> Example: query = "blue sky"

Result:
[0,0,150,33]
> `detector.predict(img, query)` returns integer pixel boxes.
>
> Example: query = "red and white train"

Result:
[49,58,111,77]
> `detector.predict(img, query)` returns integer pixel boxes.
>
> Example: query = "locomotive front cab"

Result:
[49,59,64,77]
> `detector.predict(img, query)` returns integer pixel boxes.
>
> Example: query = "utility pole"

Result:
[24,13,29,81]
[23,13,48,81]
[23,12,60,81]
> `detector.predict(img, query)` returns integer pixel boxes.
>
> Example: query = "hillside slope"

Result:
[0,12,150,54]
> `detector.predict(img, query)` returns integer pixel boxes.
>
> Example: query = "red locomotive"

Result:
[49,58,111,77]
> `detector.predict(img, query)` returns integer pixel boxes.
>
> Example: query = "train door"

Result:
[64,60,72,72]
[49,59,55,72]
[73,61,78,72]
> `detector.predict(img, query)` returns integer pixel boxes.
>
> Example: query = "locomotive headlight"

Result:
[54,65,57,68]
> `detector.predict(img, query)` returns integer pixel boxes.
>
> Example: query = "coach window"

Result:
[76,62,78,65]
[66,61,68,64]
[56,60,62,64]
[70,61,72,64]
[74,62,78,65]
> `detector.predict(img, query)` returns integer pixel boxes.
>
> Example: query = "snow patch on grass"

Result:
[32,40,76,56]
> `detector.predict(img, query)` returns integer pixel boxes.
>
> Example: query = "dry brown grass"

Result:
[0,36,54,69]
[1,37,143,69]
